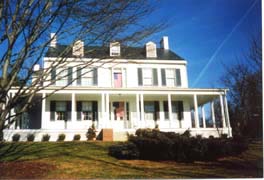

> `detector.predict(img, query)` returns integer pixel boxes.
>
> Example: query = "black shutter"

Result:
[175,69,181,86]
[178,101,184,120]
[68,67,73,85]
[77,67,81,85]
[152,68,158,86]
[126,102,129,121]
[51,68,56,85]
[92,101,98,121]
[50,101,56,121]
[163,101,169,120]
[161,69,166,86]
[138,68,143,86]
[66,101,71,121]
[154,101,159,121]
[77,101,82,121]
[93,68,98,85]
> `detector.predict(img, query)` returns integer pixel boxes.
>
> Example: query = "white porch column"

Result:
[224,94,230,127]
[100,93,105,128]
[105,93,110,127]
[168,94,172,127]
[41,93,46,129]
[71,93,76,122]
[202,105,206,128]
[140,93,144,127]
[136,94,140,127]
[193,94,199,128]
[211,101,216,128]
[219,95,226,128]
[159,100,164,126]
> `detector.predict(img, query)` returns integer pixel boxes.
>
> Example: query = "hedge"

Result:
[109,129,248,162]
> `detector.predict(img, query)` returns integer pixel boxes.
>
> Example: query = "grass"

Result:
[0,140,262,178]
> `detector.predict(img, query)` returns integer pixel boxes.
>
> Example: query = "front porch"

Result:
[4,88,232,141]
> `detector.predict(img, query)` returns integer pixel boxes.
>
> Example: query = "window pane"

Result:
[166,78,175,86]
[143,78,152,85]
[56,102,66,111]
[82,77,93,86]
[166,69,174,78]
[144,69,152,77]
[82,102,92,111]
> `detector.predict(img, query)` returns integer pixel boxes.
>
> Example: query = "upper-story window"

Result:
[161,68,181,87]
[138,68,158,86]
[77,68,97,86]
[52,67,73,86]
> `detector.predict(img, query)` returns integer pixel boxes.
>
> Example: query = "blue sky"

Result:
[147,0,261,88]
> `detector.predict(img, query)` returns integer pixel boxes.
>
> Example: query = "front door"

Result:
[111,101,130,128]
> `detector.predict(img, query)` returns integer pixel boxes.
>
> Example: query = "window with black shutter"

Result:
[152,69,158,86]
[92,101,98,121]
[161,69,166,86]
[175,69,181,86]
[76,101,82,121]
[178,101,184,120]
[50,101,56,121]
[68,67,73,85]
[66,101,71,121]
[93,68,98,85]
[51,68,56,85]
[77,67,81,85]
[138,68,143,86]
[154,101,159,120]
[163,101,169,120]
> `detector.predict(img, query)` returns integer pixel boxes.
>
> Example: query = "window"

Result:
[163,101,184,120]
[56,69,68,86]
[82,68,93,86]
[77,101,97,121]
[138,68,158,86]
[56,101,66,120]
[161,68,181,87]
[144,101,159,120]
[166,69,175,87]
[143,69,152,85]
[77,68,97,86]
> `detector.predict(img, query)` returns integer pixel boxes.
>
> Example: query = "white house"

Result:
[3,35,232,141]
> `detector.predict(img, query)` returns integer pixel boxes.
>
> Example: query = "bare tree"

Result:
[221,33,262,138]
[0,0,164,140]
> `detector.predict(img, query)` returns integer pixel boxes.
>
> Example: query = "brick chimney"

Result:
[50,33,56,47]
[146,41,157,58]
[73,40,84,57]
[160,36,169,50]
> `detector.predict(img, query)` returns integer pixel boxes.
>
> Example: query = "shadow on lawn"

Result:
[0,141,262,178]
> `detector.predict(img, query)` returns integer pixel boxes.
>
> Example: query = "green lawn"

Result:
[0,140,262,178]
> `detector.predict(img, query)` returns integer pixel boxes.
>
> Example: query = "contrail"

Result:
[192,0,259,87]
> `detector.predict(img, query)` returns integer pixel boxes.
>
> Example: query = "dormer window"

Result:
[110,42,120,56]
[146,41,157,58]
[73,40,84,57]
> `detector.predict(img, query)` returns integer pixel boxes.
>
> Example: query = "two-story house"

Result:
[4,34,232,141]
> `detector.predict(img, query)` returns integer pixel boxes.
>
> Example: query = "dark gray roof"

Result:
[45,44,184,60]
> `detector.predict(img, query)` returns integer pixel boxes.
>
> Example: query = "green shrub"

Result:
[12,133,20,142]
[73,134,81,141]
[42,134,50,142]
[27,133,35,142]
[58,134,65,141]
[109,142,139,159]
[109,128,249,162]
